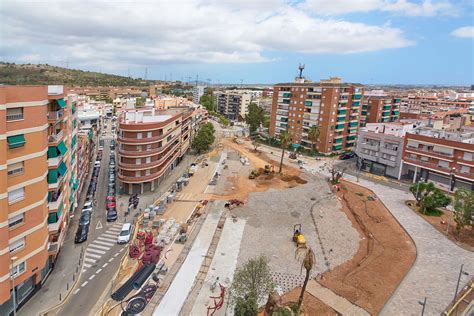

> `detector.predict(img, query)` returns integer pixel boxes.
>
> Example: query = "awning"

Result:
[7,135,26,149]
[57,141,68,155]
[57,98,66,108]
[47,146,59,158]
[48,169,58,184]
[58,162,67,176]
[73,180,79,190]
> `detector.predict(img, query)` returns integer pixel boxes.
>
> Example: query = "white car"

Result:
[94,161,101,167]
[83,201,93,209]
[117,223,132,244]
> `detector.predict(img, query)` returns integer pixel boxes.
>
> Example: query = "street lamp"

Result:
[453,264,469,305]
[10,256,17,316]
[418,297,427,316]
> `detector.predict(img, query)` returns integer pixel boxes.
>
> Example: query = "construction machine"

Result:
[292,224,307,248]
[289,151,297,160]
[264,164,274,174]
[249,169,260,179]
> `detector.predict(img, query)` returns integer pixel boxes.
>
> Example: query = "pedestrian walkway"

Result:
[82,223,125,272]
[175,192,202,201]
[305,280,370,316]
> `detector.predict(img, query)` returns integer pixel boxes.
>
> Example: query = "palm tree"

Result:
[278,130,292,173]
[295,247,316,312]
[308,125,320,154]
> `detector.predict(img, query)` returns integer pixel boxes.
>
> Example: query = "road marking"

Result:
[108,258,114,263]
[119,248,125,252]
[81,281,88,287]
[97,236,117,243]
[84,258,97,263]
[89,275,95,281]
[92,240,115,247]
[83,263,92,268]
[102,263,108,268]
[96,221,103,230]
[73,289,80,295]
[107,228,121,233]
[87,248,106,255]
[114,253,119,257]
[89,243,111,251]
[96,268,102,274]
[113,223,123,228]
[102,233,117,239]
[85,253,102,259]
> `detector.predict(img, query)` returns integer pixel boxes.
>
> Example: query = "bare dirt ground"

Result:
[319,181,416,315]
[405,201,474,251]
[280,288,337,316]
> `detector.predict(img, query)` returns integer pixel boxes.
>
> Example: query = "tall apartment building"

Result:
[193,86,205,104]
[216,91,251,120]
[269,77,363,154]
[117,103,204,194]
[360,96,400,126]
[0,85,76,315]
[401,128,474,191]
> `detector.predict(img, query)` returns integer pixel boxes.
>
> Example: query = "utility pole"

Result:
[196,74,199,87]
[240,79,243,88]
[144,68,148,80]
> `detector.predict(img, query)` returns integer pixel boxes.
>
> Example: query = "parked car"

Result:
[117,223,132,244]
[107,202,116,209]
[106,209,118,222]
[75,224,89,243]
[339,152,356,160]
[79,211,92,226]
[106,195,116,202]
[94,161,101,167]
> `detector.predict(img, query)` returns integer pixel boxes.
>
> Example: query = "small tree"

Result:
[295,247,316,312]
[278,130,292,173]
[245,103,265,134]
[453,188,474,235]
[328,163,345,184]
[191,123,215,153]
[409,182,450,214]
[307,125,320,155]
[230,256,275,316]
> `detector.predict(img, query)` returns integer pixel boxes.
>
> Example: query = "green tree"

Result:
[191,123,215,153]
[409,182,450,215]
[230,256,275,316]
[307,125,320,154]
[278,130,292,173]
[453,188,474,235]
[199,92,216,112]
[295,247,316,312]
[263,115,271,129]
[245,103,265,134]
[219,116,230,127]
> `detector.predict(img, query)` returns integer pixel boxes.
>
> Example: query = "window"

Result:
[147,131,152,138]
[136,158,141,165]
[137,132,142,139]
[438,160,449,168]
[135,171,141,177]
[10,261,26,278]
[136,145,142,152]
[146,144,152,150]
[6,108,24,121]
[408,154,417,160]
[7,162,24,176]
[463,152,473,161]
[8,187,25,204]
[146,157,151,163]
[460,165,470,173]
[8,213,24,228]
[145,169,150,176]
[420,156,429,162]
[9,238,25,253]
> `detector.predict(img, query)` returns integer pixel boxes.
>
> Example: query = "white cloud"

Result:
[451,26,474,38]
[301,0,458,17]
[0,0,414,68]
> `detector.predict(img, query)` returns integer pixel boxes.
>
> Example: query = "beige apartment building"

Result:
[0,85,76,315]
[117,103,206,194]
[269,77,363,154]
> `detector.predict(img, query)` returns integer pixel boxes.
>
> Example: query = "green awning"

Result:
[57,98,66,108]
[58,162,67,176]
[7,135,26,149]
[47,146,59,158]
[73,180,79,190]
[57,141,67,155]
[48,169,58,184]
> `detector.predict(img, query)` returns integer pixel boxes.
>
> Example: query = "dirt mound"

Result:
[281,174,308,184]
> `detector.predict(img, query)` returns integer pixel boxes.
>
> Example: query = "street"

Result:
[56,119,129,315]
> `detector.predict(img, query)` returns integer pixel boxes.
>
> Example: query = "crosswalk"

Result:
[175,192,201,201]
[82,223,125,271]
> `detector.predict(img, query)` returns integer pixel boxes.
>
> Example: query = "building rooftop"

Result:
[412,127,474,143]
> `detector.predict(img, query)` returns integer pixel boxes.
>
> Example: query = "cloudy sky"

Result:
[1,0,473,84]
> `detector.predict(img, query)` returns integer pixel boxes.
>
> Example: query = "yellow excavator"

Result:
[292,224,307,248]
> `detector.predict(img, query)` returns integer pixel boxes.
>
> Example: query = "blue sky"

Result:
[1,0,473,85]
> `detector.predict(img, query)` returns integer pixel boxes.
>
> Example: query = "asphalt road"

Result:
[58,119,129,315]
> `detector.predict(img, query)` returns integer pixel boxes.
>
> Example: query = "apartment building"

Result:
[355,122,420,178]
[216,91,251,120]
[117,103,204,194]
[401,128,474,191]
[269,77,364,154]
[360,96,400,126]
[193,86,205,104]
[0,85,76,315]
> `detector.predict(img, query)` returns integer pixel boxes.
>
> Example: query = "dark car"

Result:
[339,152,356,160]
[75,224,89,243]
[79,211,92,226]
[106,209,118,222]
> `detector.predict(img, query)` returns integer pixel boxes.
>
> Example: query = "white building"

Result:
[193,86,205,104]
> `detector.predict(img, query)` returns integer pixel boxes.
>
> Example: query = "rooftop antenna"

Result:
[298,63,305,79]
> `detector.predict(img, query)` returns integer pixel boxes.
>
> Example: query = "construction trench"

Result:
[96,140,416,316]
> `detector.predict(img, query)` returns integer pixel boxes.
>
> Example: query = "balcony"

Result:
[48,130,64,144]
[405,147,454,161]
[456,170,474,180]
[119,142,180,170]
[118,150,180,183]
[6,113,24,121]
[349,122,358,127]
[403,157,452,174]
[48,190,63,210]
[48,109,64,122]
[378,157,397,167]
[458,158,474,167]
[361,143,379,151]
[48,154,64,168]
[48,227,67,254]
[337,109,347,116]
[380,146,398,155]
